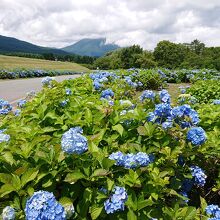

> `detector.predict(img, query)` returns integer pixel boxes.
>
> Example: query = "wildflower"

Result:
[25,191,66,220]
[2,206,15,220]
[187,127,206,146]
[61,127,88,154]
[60,100,68,107]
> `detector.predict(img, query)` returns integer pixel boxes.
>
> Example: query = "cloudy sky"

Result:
[0,0,220,49]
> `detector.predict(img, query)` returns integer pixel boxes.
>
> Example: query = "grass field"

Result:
[0,55,89,72]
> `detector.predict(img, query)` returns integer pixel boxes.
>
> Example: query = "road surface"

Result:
[0,75,80,104]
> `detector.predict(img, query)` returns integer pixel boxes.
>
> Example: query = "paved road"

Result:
[0,75,80,104]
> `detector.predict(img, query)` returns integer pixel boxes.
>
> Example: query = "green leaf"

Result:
[0,173,12,184]
[112,124,124,136]
[0,184,15,197]
[21,169,39,187]
[90,206,103,220]
[127,209,137,220]
[92,169,109,177]
[65,171,86,184]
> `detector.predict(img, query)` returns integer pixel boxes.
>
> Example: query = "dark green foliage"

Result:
[153,41,187,68]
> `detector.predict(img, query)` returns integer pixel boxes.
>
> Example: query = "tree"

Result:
[154,41,187,68]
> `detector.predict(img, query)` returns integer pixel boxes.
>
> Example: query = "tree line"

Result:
[93,40,220,70]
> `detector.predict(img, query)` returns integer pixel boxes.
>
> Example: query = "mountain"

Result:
[0,35,68,55]
[62,38,120,57]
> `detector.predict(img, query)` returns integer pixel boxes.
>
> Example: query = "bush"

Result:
[0,71,219,219]
[188,80,220,103]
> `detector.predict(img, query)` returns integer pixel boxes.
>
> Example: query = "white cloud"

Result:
[0,0,219,49]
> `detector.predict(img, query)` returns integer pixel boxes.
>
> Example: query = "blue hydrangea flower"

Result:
[109,151,154,169]
[25,191,66,220]
[65,88,72,95]
[104,186,128,214]
[134,152,154,167]
[171,105,200,128]
[179,191,189,203]
[162,121,173,129]
[14,109,21,116]
[159,90,171,103]
[41,76,54,86]
[99,187,108,194]
[93,81,102,90]
[123,153,137,169]
[17,99,27,108]
[101,89,114,100]
[213,100,220,105]
[0,99,12,115]
[109,151,124,166]
[206,204,220,219]
[190,166,207,187]
[2,206,15,220]
[60,100,68,107]
[61,127,88,154]
[140,90,155,102]
[0,130,10,143]
[187,127,207,146]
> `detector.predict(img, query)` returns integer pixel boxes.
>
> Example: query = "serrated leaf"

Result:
[90,206,103,220]
[112,124,124,136]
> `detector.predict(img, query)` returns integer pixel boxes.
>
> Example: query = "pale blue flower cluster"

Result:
[61,127,88,154]
[17,99,27,108]
[65,88,72,95]
[213,100,220,105]
[0,130,10,143]
[124,76,138,88]
[90,71,117,90]
[41,76,54,86]
[140,90,155,102]
[109,151,154,169]
[206,204,220,220]
[158,69,166,78]
[104,186,128,214]
[187,127,207,146]
[2,206,15,220]
[25,191,66,220]
[159,89,171,103]
[0,99,12,115]
[101,89,114,100]
[190,166,207,187]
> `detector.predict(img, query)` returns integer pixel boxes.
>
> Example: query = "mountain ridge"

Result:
[62,38,120,57]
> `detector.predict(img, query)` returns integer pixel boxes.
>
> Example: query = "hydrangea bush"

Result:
[0,70,219,219]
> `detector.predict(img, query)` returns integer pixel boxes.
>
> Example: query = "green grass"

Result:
[0,55,89,72]
[167,83,190,104]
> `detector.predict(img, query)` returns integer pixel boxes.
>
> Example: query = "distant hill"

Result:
[0,35,68,55]
[62,38,120,57]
